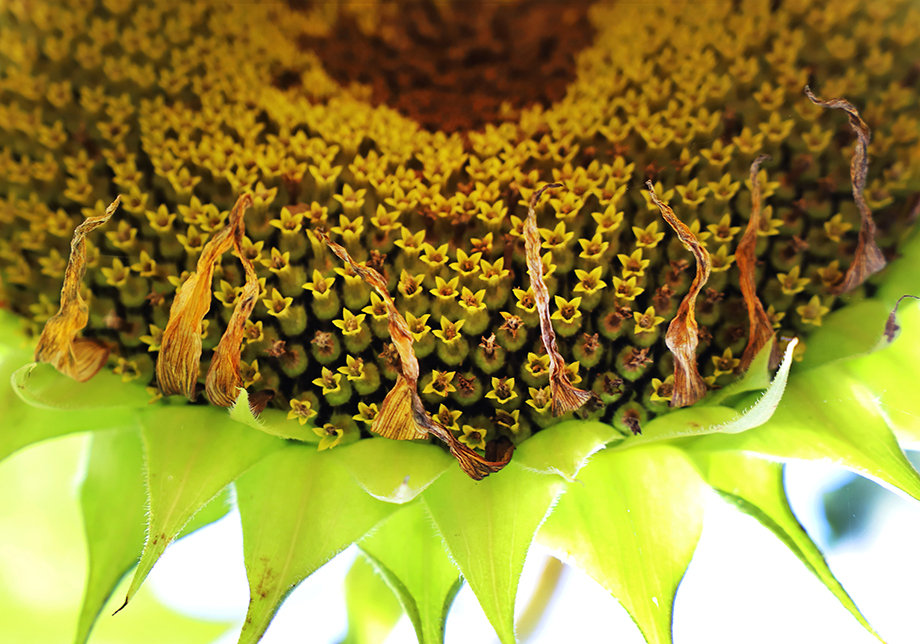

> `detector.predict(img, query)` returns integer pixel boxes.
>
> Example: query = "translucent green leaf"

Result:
[90,582,232,644]
[12,362,150,410]
[876,227,920,307]
[620,337,797,448]
[342,555,405,644]
[694,366,920,502]
[537,445,707,644]
[332,438,454,503]
[514,419,621,481]
[0,352,137,463]
[235,444,397,644]
[842,303,920,449]
[0,423,231,644]
[360,503,462,644]
[617,406,739,448]
[797,300,890,371]
[176,487,232,540]
[124,405,284,607]
[74,428,147,644]
[421,462,563,644]
[74,424,231,644]
[692,451,882,642]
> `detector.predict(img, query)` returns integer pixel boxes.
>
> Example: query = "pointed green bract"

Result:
[342,555,405,644]
[694,366,920,503]
[235,445,396,644]
[124,405,284,607]
[90,583,233,644]
[176,487,232,540]
[0,350,138,463]
[876,228,920,307]
[74,428,148,644]
[421,462,564,644]
[842,302,920,449]
[12,362,150,410]
[692,451,882,642]
[514,420,622,481]
[360,503,462,644]
[797,300,891,371]
[537,445,706,644]
[621,338,798,448]
[332,438,454,503]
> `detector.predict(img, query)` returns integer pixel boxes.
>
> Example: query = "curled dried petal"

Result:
[738,155,779,371]
[317,229,419,384]
[523,183,594,415]
[205,194,258,406]
[410,388,514,480]
[884,295,920,343]
[373,375,428,441]
[646,181,709,408]
[157,195,252,400]
[318,229,511,479]
[34,197,121,382]
[804,86,886,293]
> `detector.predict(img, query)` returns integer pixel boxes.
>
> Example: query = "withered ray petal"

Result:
[804,85,886,293]
[34,196,121,382]
[522,183,594,416]
[646,181,709,408]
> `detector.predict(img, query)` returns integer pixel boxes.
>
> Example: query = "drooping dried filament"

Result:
[157,194,252,400]
[737,155,778,371]
[34,197,121,382]
[804,85,886,293]
[646,181,710,408]
[318,230,513,480]
[205,194,259,407]
[522,183,594,416]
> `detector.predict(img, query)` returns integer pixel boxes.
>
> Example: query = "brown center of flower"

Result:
[295,0,594,132]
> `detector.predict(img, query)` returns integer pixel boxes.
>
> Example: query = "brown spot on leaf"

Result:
[884,295,920,343]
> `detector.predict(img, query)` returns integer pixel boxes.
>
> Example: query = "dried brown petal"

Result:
[205,194,257,406]
[522,183,594,416]
[317,229,419,384]
[804,85,886,293]
[157,195,252,400]
[737,155,779,371]
[373,375,427,441]
[248,389,276,416]
[34,197,121,382]
[884,295,920,343]
[410,389,513,480]
[646,181,709,408]
[318,229,511,479]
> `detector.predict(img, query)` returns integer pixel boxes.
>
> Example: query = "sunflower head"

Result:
[1,0,920,643]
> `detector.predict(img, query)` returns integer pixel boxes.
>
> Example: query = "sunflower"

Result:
[2,0,920,643]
